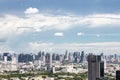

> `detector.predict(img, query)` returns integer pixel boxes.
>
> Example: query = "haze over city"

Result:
[0,0,120,54]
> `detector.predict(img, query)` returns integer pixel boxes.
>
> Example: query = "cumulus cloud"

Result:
[77,32,85,36]
[26,42,120,54]
[54,32,64,37]
[96,34,100,37]
[24,7,39,14]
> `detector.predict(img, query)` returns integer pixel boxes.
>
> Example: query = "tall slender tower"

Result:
[88,54,104,80]
[11,55,18,71]
[80,51,84,63]
[100,61,104,77]
[50,53,52,68]
[116,70,120,80]
[45,53,52,70]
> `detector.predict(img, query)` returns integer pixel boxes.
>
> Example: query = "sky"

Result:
[0,0,120,54]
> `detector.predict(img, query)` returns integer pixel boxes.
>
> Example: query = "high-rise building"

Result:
[100,61,104,77]
[45,53,52,70]
[11,55,18,71]
[116,70,120,80]
[52,66,55,74]
[88,54,104,80]
[50,53,52,68]
[59,55,64,62]
[4,56,7,62]
[80,51,84,63]
[104,59,106,70]
[65,50,68,60]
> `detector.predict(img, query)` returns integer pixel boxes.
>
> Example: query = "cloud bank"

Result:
[0,7,120,39]
[0,7,120,54]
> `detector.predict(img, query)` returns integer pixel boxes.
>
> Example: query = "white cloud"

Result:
[77,32,84,36]
[0,6,120,54]
[0,9,120,39]
[86,14,120,27]
[54,32,64,37]
[0,8,120,53]
[96,34,100,37]
[24,7,39,14]
[26,42,120,54]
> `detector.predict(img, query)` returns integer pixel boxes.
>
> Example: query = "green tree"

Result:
[65,77,72,80]
[42,75,46,78]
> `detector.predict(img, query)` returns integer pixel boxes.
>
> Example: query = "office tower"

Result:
[50,53,52,68]
[73,52,78,63]
[88,54,104,80]
[43,55,46,66]
[59,55,64,62]
[68,53,73,62]
[11,55,18,71]
[80,51,84,63]
[116,70,120,80]
[52,53,56,61]
[39,60,42,69]
[101,53,107,70]
[38,51,42,58]
[52,66,55,74]
[3,53,12,61]
[104,59,106,70]
[56,54,60,61]
[45,53,52,70]
[41,52,45,61]
[65,50,68,60]
[4,56,7,62]
[12,56,16,64]
[100,61,104,77]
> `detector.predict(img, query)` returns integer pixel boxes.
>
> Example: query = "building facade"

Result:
[88,54,104,80]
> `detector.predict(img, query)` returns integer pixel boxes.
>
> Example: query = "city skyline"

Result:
[0,0,120,54]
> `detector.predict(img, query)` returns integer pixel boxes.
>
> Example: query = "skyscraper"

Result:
[116,70,120,80]
[100,61,104,77]
[80,51,84,63]
[45,53,52,70]
[88,54,104,80]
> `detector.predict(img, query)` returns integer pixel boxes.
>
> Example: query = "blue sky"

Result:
[0,0,120,54]
[0,0,120,14]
